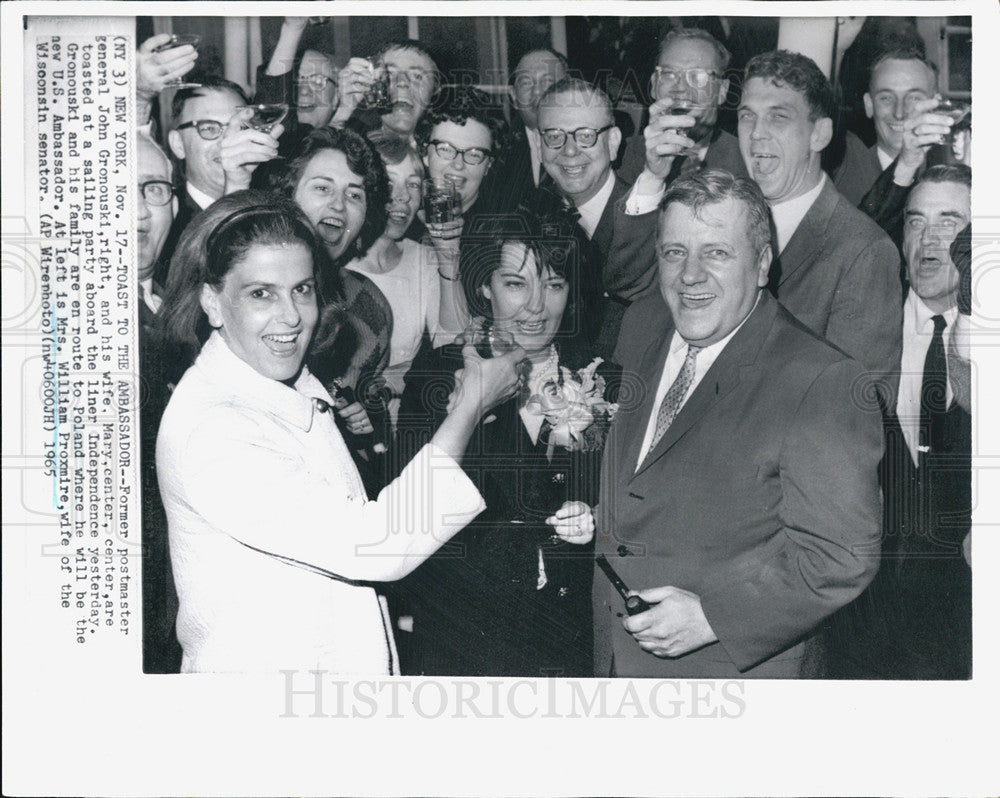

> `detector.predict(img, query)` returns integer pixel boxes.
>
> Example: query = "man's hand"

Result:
[643,98,697,180]
[137,34,198,100]
[623,585,718,658]
[220,108,284,194]
[894,96,956,185]
[546,501,595,544]
[334,57,377,122]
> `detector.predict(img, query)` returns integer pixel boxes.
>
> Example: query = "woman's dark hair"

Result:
[416,85,509,156]
[461,205,593,368]
[278,126,390,266]
[158,190,328,369]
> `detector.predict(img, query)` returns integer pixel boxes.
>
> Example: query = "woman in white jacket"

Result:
[155,191,529,673]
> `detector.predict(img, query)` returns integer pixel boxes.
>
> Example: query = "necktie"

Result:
[919,314,948,460]
[647,344,702,455]
[561,196,582,227]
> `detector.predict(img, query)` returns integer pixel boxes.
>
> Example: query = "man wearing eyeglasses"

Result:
[137,132,177,324]
[137,131,183,674]
[159,78,283,283]
[534,78,663,357]
[618,28,748,186]
[478,49,570,219]
[255,18,341,151]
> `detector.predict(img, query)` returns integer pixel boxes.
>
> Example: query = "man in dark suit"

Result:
[881,164,972,679]
[159,78,282,283]
[477,48,568,217]
[860,92,961,257]
[617,28,748,186]
[535,78,661,358]
[863,48,938,182]
[738,50,902,410]
[137,132,183,673]
[595,170,883,678]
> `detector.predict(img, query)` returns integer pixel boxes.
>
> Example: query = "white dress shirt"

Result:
[636,294,760,468]
[770,174,827,254]
[896,290,958,465]
[157,332,485,673]
[140,278,162,314]
[575,171,618,239]
[876,145,895,171]
[524,126,543,187]
[185,180,215,211]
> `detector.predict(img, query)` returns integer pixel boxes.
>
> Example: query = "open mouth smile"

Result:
[262,332,302,355]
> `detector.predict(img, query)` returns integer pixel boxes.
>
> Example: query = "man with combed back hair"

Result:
[596,170,882,678]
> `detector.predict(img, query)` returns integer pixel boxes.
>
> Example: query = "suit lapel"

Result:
[591,175,628,252]
[772,179,838,292]
[616,329,672,477]
[631,293,778,479]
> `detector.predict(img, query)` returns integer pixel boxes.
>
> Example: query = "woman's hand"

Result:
[335,400,375,437]
[418,209,464,271]
[547,501,595,544]
[448,339,525,417]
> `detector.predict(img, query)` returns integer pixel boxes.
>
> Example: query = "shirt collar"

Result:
[876,145,896,171]
[194,331,333,432]
[770,173,827,253]
[140,278,162,314]
[905,288,959,332]
[185,181,217,211]
[575,170,617,238]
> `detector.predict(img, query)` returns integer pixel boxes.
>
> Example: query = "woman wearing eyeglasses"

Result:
[414,86,509,333]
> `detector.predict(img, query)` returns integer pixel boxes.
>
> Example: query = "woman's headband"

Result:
[204,204,288,266]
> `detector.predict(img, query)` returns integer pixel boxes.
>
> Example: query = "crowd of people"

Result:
[137,16,972,679]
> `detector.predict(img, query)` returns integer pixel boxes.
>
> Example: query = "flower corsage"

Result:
[525,357,619,455]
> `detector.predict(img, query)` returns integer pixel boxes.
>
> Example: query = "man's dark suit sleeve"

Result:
[601,195,660,304]
[859,158,911,252]
[698,357,883,671]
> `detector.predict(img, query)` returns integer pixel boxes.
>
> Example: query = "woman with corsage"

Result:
[156,190,526,673]
[397,211,620,677]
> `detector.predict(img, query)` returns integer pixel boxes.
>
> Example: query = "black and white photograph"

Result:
[2,2,998,796]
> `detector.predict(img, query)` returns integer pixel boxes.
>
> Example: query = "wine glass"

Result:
[238,103,289,134]
[932,99,971,144]
[153,34,202,90]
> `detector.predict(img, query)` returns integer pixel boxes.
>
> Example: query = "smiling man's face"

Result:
[864,57,936,157]
[658,197,770,347]
[380,46,437,138]
[537,86,621,207]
